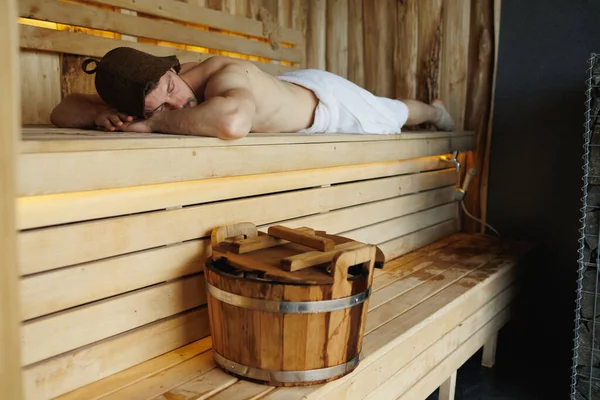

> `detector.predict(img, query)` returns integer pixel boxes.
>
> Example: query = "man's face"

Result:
[143,69,198,118]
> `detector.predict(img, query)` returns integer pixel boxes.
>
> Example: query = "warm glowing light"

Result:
[18,0,299,68]
[19,17,57,29]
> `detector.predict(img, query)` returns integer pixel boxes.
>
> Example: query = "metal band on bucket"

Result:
[206,282,370,314]
[213,351,361,383]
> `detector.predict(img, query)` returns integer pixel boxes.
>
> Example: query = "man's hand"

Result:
[95,109,134,131]
[121,119,153,133]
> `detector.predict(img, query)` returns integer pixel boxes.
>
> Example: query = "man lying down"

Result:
[50,47,455,140]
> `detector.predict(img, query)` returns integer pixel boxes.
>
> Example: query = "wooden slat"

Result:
[209,380,275,399]
[55,235,525,400]
[377,219,457,261]
[19,50,61,124]
[416,0,443,103]
[17,156,450,230]
[305,0,325,69]
[19,129,474,152]
[269,186,456,242]
[363,0,396,97]
[399,316,507,399]
[60,54,97,97]
[20,239,208,320]
[153,367,237,400]
[371,234,466,291]
[462,0,494,233]
[439,0,471,131]
[366,296,511,399]
[277,0,292,29]
[364,249,497,335]
[368,250,470,311]
[18,135,474,195]
[0,0,22,398]
[58,338,213,400]
[283,250,520,400]
[92,0,303,45]
[340,202,457,245]
[24,308,210,400]
[19,0,302,62]
[347,0,364,87]
[395,0,418,99]
[19,25,295,77]
[19,169,456,275]
[22,275,207,366]
[20,186,456,323]
[480,0,502,231]
[102,352,216,400]
[326,0,347,78]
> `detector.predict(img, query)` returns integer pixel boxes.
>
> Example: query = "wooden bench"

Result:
[7,2,529,399]
[16,129,531,400]
[26,232,529,400]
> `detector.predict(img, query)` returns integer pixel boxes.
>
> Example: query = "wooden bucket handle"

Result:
[331,245,376,298]
[211,222,259,248]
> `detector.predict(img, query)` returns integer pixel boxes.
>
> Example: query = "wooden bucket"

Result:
[204,222,383,386]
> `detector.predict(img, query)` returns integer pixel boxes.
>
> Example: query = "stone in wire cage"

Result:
[573,52,600,400]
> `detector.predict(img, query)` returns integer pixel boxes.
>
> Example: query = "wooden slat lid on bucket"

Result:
[209,222,385,286]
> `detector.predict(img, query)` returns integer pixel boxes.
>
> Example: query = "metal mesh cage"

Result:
[572,53,600,400]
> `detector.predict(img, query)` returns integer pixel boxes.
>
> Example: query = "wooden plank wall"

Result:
[18,0,497,228]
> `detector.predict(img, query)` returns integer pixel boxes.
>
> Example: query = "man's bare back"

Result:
[176,57,319,133]
[50,47,454,139]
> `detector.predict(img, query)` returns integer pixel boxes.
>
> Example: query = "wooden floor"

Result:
[56,233,530,400]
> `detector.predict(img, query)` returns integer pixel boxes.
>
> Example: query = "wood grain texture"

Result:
[416,0,443,103]
[69,234,529,399]
[24,309,211,400]
[480,0,502,232]
[19,25,295,77]
[439,0,471,131]
[20,129,469,152]
[305,0,326,69]
[22,275,207,366]
[92,0,303,44]
[347,0,364,87]
[19,0,302,62]
[326,0,348,78]
[395,0,418,99]
[19,50,61,124]
[463,0,494,233]
[20,239,208,320]
[60,54,96,98]
[20,185,456,326]
[56,336,213,400]
[0,0,21,399]
[204,244,375,385]
[363,0,396,97]
[16,156,452,230]
[17,135,473,195]
[267,225,335,251]
[18,168,457,275]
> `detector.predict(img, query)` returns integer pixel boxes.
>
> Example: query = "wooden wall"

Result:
[18,0,497,231]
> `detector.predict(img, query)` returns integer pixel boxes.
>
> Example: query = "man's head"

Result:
[82,47,197,118]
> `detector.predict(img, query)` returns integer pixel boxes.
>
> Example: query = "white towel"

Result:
[277,69,409,134]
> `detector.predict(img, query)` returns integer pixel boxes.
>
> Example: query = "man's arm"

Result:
[50,93,134,131]
[125,64,256,139]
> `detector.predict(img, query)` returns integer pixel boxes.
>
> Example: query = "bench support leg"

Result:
[481,332,498,368]
[439,370,457,400]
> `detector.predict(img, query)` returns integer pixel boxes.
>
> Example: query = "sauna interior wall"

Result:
[18,0,496,229]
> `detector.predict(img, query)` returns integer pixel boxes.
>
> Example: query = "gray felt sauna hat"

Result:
[82,47,181,117]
